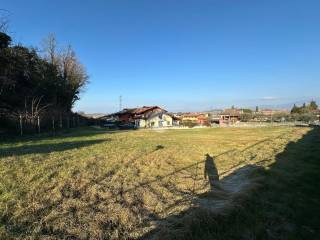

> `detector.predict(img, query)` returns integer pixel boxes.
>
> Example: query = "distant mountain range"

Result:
[78,113,106,119]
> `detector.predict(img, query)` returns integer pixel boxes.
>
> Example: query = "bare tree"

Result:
[42,34,88,92]
[0,9,9,32]
[59,45,89,106]
[42,34,88,110]
[19,96,51,125]
[41,33,58,65]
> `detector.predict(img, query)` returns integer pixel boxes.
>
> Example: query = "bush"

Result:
[240,113,254,122]
[181,120,198,128]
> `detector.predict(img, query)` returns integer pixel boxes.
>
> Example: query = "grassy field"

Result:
[0,126,319,239]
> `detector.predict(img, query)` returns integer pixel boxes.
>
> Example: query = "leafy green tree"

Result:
[309,100,318,111]
[273,112,289,122]
[291,104,300,114]
[240,113,253,122]
[181,120,198,128]
[299,113,317,123]
[242,108,252,114]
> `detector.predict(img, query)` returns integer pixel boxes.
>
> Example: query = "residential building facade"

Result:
[103,106,175,128]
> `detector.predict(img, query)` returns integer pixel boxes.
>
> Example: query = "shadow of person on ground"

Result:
[204,154,219,190]
[140,127,320,240]
[140,163,262,240]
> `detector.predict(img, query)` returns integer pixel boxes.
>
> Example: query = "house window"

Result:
[167,121,170,125]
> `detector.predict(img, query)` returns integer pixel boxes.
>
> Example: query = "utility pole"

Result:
[119,95,122,111]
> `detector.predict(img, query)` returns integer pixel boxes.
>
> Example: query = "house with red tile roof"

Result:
[102,106,175,128]
[181,113,208,125]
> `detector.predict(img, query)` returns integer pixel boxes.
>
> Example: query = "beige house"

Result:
[135,111,173,128]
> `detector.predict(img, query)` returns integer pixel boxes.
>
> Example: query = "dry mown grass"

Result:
[0,126,309,239]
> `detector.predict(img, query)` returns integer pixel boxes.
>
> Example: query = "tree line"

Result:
[238,101,319,123]
[291,101,318,114]
[289,101,319,123]
[0,20,89,133]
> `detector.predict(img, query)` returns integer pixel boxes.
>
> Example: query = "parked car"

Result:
[103,121,118,129]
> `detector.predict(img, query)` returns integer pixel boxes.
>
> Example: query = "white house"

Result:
[135,111,173,128]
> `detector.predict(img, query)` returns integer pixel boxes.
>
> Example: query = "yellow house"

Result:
[181,113,207,124]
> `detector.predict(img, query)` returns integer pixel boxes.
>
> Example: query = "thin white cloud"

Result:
[260,96,279,101]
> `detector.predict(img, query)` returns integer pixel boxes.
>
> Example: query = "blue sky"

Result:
[2,0,320,113]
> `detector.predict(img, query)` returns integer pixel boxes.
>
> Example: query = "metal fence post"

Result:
[37,116,40,134]
[193,161,199,196]
[19,114,23,136]
[60,114,63,128]
[67,116,70,128]
[52,117,55,134]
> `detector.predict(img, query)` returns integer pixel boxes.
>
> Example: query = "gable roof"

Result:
[221,109,241,116]
[101,106,166,119]
[132,106,163,114]
[133,106,167,120]
[115,108,136,115]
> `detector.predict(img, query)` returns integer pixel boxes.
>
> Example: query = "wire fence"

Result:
[0,112,95,136]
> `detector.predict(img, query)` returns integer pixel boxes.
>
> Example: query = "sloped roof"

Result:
[137,110,167,120]
[132,106,163,114]
[103,106,166,119]
[116,108,137,115]
[221,109,241,116]
[134,107,168,119]
[167,113,181,120]
[182,113,205,118]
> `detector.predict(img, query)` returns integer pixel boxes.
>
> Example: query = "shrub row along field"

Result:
[0,126,316,239]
